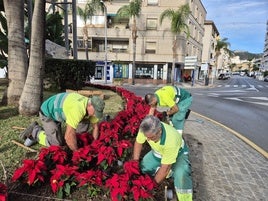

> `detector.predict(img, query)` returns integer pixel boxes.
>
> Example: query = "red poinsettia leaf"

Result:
[0,182,7,194]
[123,160,140,176]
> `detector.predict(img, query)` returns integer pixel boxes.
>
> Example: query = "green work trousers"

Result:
[140,145,192,201]
[171,96,192,130]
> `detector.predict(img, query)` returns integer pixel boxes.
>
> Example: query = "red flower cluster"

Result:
[11,159,47,185]
[11,84,156,200]
[0,182,7,201]
[106,160,156,201]
[50,164,78,194]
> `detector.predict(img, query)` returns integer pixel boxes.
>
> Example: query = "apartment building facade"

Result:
[261,20,268,72]
[69,0,206,84]
[201,20,219,80]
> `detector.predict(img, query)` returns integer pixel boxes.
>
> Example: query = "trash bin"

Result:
[205,77,209,86]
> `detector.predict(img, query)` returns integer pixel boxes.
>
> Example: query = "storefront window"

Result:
[113,63,129,78]
[135,66,154,79]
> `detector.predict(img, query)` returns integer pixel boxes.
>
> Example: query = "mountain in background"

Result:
[232,50,263,60]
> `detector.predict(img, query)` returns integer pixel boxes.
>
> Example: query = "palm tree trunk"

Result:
[83,26,89,60]
[4,0,28,106]
[171,36,177,86]
[19,0,45,115]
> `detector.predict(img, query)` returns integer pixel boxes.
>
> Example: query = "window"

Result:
[145,41,156,54]
[77,37,92,49]
[146,18,157,30]
[135,66,154,79]
[147,0,158,6]
[78,0,87,3]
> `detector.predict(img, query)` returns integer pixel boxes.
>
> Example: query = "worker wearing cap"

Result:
[20,92,105,151]
[144,86,192,135]
[133,115,192,201]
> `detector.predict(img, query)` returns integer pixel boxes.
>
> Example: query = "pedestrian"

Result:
[133,115,192,201]
[144,85,192,135]
[20,92,105,151]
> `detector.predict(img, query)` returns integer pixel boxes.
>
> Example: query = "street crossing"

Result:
[216,84,268,88]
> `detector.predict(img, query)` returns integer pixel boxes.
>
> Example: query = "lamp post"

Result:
[101,0,108,84]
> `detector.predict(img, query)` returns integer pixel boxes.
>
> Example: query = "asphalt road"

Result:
[188,76,268,152]
[122,76,268,152]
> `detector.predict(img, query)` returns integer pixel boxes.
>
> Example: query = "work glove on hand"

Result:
[162,111,170,123]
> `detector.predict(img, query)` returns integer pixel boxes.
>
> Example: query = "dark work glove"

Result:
[162,111,167,118]
[185,109,191,119]
[162,111,169,122]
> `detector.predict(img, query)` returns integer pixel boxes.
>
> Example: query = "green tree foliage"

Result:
[117,0,142,85]
[77,0,103,60]
[45,11,65,46]
[159,4,191,85]
[45,58,96,90]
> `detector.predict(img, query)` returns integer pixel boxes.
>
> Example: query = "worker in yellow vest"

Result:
[20,92,105,151]
[133,115,193,201]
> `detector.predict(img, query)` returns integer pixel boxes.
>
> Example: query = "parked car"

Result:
[264,75,268,82]
[218,73,229,80]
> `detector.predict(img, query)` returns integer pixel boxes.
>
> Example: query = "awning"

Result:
[107,13,117,17]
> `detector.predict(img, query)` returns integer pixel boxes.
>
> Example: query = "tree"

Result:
[0,11,8,69]
[230,63,236,72]
[159,4,190,85]
[77,0,102,60]
[117,0,142,85]
[19,0,45,115]
[45,11,65,46]
[3,0,28,106]
[215,37,230,75]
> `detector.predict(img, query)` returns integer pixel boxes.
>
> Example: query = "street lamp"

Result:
[101,0,107,84]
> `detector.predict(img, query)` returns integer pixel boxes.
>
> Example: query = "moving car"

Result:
[264,75,268,82]
[218,73,229,80]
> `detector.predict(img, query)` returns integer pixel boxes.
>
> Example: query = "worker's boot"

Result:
[19,121,38,140]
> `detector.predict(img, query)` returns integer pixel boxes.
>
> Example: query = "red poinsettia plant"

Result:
[0,182,7,201]
[12,84,158,200]
[50,164,79,198]
[11,159,47,186]
[39,145,68,170]
[105,160,156,201]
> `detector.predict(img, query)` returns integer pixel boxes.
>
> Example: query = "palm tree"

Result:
[77,0,102,60]
[45,11,65,46]
[0,11,8,69]
[117,0,142,85]
[3,0,28,106]
[19,0,45,115]
[159,4,191,85]
[215,37,230,76]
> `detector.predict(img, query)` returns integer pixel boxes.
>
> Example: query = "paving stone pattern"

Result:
[184,113,268,201]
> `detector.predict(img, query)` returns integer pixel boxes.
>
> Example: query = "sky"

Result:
[201,0,268,54]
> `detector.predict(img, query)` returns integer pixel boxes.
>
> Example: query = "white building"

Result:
[261,20,268,71]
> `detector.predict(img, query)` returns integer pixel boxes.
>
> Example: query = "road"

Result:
[122,76,268,152]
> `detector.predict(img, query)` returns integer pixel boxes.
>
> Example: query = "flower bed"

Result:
[10,84,163,201]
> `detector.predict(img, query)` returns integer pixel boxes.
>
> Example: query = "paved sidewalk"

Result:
[184,112,268,201]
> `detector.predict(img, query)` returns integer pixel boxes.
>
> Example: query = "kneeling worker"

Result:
[133,115,193,201]
[144,85,192,135]
[20,92,105,151]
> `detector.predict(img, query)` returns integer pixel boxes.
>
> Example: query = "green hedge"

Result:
[45,58,96,90]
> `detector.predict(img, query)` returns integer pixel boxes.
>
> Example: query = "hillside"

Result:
[233,51,263,60]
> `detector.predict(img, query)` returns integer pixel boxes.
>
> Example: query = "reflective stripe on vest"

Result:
[174,86,181,103]
[54,93,68,122]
